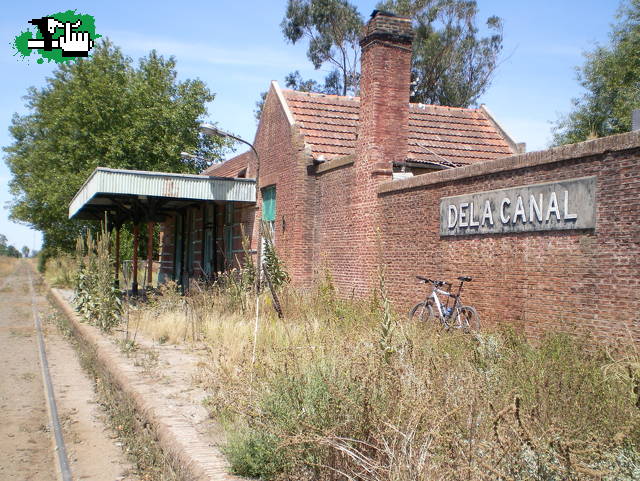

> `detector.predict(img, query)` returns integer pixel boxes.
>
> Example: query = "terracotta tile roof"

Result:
[202,150,254,177]
[202,89,517,178]
[283,89,515,167]
[284,90,359,161]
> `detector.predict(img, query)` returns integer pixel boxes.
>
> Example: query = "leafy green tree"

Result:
[281,0,363,96]
[553,0,640,145]
[6,246,21,258]
[0,235,22,258]
[4,40,225,251]
[378,0,503,106]
[275,0,503,109]
[21,246,30,258]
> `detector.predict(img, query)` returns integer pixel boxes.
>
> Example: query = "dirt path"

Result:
[0,260,139,480]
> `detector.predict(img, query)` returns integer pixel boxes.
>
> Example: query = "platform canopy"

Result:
[69,167,256,222]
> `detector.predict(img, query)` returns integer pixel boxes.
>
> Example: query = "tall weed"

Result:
[74,225,121,332]
[128,275,640,480]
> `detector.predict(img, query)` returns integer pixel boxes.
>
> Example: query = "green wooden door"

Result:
[262,186,276,222]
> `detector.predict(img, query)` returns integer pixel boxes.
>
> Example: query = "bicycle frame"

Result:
[411,275,478,331]
[428,285,451,316]
[425,280,467,329]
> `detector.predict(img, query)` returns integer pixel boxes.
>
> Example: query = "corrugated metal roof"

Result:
[69,167,256,219]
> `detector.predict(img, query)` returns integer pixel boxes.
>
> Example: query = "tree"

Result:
[6,246,21,258]
[21,246,30,258]
[281,0,363,96]
[4,40,225,251]
[0,234,21,258]
[378,0,503,106]
[553,0,640,145]
[276,0,503,108]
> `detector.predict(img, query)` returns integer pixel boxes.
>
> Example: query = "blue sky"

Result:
[0,0,622,252]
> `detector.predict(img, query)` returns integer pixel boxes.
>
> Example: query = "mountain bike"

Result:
[408,276,480,331]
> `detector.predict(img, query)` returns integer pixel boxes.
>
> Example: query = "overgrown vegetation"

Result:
[262,225,290,290]
[74,226,121,332]
[128,264,640,480]
[42,254,76,288]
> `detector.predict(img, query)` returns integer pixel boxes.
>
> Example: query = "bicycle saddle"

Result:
[458,276,472,282]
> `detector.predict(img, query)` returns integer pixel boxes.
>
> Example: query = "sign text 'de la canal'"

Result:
[440,177,596,236]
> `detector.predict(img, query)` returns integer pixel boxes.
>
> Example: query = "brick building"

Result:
[158,10,640,341]
[159,10,519,288]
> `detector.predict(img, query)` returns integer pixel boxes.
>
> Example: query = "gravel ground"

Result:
[0,260,139,481]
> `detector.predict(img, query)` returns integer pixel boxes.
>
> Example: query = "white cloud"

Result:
[102,29,298,68]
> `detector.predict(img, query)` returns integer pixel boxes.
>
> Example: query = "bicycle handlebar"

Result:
[416,275,473,286]
[416,276,450,288]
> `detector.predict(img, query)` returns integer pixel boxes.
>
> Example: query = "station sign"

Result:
[440,176,596,236]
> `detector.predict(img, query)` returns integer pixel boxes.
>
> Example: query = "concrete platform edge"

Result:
[46,286,242,481]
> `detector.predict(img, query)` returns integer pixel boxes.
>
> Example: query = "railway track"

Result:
[27,266,73,481]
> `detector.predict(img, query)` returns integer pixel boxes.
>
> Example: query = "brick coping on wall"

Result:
[378,130,640,195]
[314,155,355,174]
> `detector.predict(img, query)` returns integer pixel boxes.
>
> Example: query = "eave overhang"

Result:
[69,167,256,221]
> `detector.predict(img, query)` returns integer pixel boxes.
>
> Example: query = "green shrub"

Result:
[225,427,289,480]
[37,246,54,273]
[261,222,289,290]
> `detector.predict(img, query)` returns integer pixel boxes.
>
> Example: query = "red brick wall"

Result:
[374,132,640,342]
[347,11,414,296]
[251,83,316,287]
[159,101,640,344]
[358,12,413,170]
[312,161,361,289]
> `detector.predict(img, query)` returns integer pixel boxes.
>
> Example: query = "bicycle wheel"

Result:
[408,301,435,323]
[457,305,480,332]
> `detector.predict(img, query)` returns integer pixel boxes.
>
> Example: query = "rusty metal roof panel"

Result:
[69,167,256,219]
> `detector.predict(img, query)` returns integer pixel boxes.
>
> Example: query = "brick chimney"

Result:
[348,11,414,298]
[357,10,414,177]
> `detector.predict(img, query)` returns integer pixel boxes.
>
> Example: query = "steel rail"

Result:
[27,266,73,481]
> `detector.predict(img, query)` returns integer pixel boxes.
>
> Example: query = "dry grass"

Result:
[129,276,640,481]
[43,254,76,288]
[0,256,18,279]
